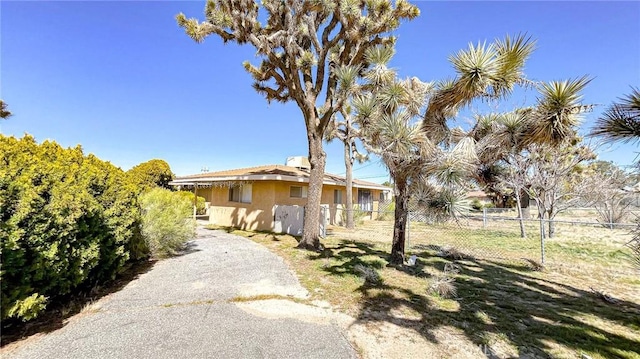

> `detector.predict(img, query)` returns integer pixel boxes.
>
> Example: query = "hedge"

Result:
[0,135,147,321]
[176,191,207,215]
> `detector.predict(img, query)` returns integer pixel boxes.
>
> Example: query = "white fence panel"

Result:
[273,205,327,238]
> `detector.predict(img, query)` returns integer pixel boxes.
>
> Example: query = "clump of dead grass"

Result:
[522,258,545,271]
[436,246,473,260]
[428,263,460,298]
[354,264,383,286]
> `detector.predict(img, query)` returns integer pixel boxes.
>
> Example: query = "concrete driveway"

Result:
[6,228,356,359]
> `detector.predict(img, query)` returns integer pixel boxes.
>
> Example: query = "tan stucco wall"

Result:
[193,185,213,203]
[207,182,275,231]
[207,180,386,231]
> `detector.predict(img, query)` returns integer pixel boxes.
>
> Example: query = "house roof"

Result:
[170,164,391,191]
[466,190,490,198]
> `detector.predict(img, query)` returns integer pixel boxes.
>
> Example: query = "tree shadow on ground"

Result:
[310,240,640,358]
[170,241,202,257]
[0,259,156,347]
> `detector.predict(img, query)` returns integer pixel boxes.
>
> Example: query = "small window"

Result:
[290,186,307,198]
[334,189,343,204]
[379,192,385,201]
[229,184,252,203]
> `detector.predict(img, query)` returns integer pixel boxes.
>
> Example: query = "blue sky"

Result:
[1,1,639,182]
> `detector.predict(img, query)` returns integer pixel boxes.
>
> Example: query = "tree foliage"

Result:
[470,76,595,239]
[176,0,419,250]
[353,34,535,264]
[0,100,11,120]
[176,191,207,215]
[591,88,640,271]
[127,159,174,192]
[591,87,640,144]
[0,135,146,321]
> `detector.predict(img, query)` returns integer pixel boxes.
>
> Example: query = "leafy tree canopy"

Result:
[127,159,174,192]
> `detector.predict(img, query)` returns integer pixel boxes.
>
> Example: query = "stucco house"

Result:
[170,157,391,232]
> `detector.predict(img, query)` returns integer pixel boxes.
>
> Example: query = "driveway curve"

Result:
[7,228,356,359]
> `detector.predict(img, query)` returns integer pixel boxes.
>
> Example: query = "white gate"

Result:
[273,205,327,238]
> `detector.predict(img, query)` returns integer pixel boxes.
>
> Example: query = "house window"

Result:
[334,189,343,204]
[379,192,385,202]
[290,186,307,198]
[229,184,252,203]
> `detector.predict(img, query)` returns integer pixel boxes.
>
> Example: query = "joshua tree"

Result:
[325,103,368,229]
[355,34,536,264]
[472,77,595,239]
[591,87,640,270]
[176,0,419,250]
[592,87,640,144]
[0,100,11,120]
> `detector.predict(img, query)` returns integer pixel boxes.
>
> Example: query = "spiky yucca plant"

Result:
[592,87,640,143]
[354,35,535,264]
[591,87,640,271]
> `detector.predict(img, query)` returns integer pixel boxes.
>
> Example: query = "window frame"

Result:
[334,189,343,204]
[228,184,252,204]
[289,185,307,198]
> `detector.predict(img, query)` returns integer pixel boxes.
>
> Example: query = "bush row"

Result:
[0,135,195,321]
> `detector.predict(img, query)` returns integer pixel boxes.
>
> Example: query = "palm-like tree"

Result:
[471,78,594,240]
[324,103,368,229]
[357,98,434,264]
[354,34,536,264]
[592,87,640,144]
[591,87,640,270]
[423,34,536,143]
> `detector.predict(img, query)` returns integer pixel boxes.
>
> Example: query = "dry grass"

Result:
[215,221,640,359]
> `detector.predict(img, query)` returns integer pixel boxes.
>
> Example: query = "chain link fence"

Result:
[327,200,637,270]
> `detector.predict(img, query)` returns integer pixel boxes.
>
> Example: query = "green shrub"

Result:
[127,159,174,192]
[0,135,146,321]
[176,191,207,215]
[140,188,195,258]
[471,199,483,211]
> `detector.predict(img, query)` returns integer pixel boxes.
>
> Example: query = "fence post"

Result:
[539,217,545,265]
[482,207,487,228]
[406,211,410,250]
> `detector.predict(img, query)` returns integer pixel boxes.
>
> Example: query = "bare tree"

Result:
[499,151,531,238]
[526,142,595,238]
[176,0,419,250]
[581,161,635,226]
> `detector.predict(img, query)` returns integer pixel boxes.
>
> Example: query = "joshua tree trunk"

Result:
[390,177,409,264]
[344,141,355,229]
[514,187,526,238]
[298,126,326,250]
